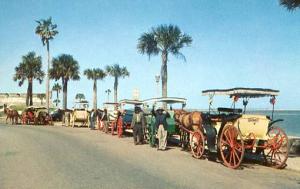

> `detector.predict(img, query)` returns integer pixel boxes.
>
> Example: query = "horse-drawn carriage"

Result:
[143,97,187,147]
[179,88,288,169]
[70,101,90,127]
[101,102,119,134]
[21,106,52,125]
[119,99,144,130]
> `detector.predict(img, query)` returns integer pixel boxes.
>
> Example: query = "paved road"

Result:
[0,124,300,189]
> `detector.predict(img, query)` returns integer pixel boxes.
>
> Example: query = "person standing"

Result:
[116,110,123,138]
[101,109,109,133]
[131,106,145,145]
[152,107,170,150]
[89,109,96,130]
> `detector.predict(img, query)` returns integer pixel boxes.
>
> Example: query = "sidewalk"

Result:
[287,136,300,172]
[287,157,300,172]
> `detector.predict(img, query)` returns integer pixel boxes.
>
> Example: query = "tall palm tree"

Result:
[75,93,86,102]
[105,64,129,103]
[280,0,300,10]
[52,83,61,107]
[13,52,45,106]
[84,68,106,110]
[49,54,80,110]
[137,24,192,99]
[35,17,58,112]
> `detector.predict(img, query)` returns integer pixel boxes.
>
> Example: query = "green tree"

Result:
[137,24,192,99]
[35,17,58,112]
[75,93,86,102]
[280,0,300,10]
[37,93,46,105]
[84,68,106,110]
[53,99,60,107]
[52,83,62,107]
[49,54,80,110]
[105,64,129,103]
[13,52,45,106]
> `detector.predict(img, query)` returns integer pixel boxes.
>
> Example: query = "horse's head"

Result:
[174,109,187,122]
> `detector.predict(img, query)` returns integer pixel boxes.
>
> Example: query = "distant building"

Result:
[0,93,52,107]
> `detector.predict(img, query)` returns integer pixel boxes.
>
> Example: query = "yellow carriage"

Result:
[191,88,289,169]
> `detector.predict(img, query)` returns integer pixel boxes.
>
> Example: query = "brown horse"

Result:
[3,104,20,124]
[174,109,203,131]
[174,109,204,149]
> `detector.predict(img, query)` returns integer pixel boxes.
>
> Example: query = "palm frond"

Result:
[13,51,45,86]
[280,0,300,10]
[49,54,80,81]
[137,32,159,59]
[35,17,58,46]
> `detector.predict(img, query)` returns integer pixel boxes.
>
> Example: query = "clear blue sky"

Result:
[0,0,299,110]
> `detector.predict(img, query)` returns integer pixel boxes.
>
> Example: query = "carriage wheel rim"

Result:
[264,127,289,169]
[191,131,205,159]
[219,125,244,169]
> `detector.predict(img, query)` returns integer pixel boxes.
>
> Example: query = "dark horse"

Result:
[3,104,20,124]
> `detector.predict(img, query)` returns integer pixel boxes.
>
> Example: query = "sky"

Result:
[0,0,300,110]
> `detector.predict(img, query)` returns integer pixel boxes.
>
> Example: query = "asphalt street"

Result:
[0,124,300,189]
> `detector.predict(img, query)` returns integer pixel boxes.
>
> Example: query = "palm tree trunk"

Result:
[46,42,50,112]
[161,51,168,97]
[28,78,33,106]
[63,79,68,110]
[56,90,59,107]
[93,79,97,110]
[26,79,31,106]
[114,77,118,103]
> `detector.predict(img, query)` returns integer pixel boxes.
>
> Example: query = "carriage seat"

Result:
[217,107,242,114]
[202,113,241,122]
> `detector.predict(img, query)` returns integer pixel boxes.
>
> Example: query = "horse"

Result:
[174,109,204,149]
[174,109,203,131]
[3,104,20,124]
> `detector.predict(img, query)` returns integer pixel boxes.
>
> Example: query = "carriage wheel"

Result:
[191,131,205,159]
[264,126,289,169]
[219,124,245,169]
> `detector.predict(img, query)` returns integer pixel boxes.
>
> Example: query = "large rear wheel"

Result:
[191,131,205,159]
[219,124,245,169]
[264,126,289,169]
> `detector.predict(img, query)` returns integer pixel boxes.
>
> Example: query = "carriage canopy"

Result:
[202,88,279,98]
[119,99,143,105]
[143,97,187,105]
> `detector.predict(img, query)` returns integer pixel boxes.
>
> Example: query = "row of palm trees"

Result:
[13,22,194,110]
[13,51,129,110]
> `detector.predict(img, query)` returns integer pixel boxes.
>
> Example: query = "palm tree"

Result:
[105,64,129,103]
[84,68,106,110]
[13,52,45,106]
[37,94,46,105]
[137,24,192,99]
[35,17,58,112]
[105,89,111,102]
[53,99,60,106]
[49,54,80,110]
[75,93,86,102]
[52,83,62,107]
[280,0,300,10]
